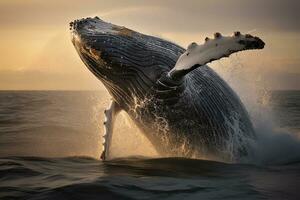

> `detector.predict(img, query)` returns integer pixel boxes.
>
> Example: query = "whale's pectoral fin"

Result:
[168,32,265,81]
[101,100,121,160]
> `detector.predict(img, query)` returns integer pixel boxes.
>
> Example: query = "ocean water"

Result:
[0,91,299,200]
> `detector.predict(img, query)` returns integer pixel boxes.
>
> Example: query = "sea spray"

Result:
[109,111,158,159]
[213,55,300,164]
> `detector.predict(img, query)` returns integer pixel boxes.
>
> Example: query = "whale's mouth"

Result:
[70,17,126,75]
[70,17,140,70]
[70,17,114,61]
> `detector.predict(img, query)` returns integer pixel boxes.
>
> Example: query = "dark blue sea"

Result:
[0,91,299,200]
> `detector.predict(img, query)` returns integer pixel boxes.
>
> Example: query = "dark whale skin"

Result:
[71,17,255,161]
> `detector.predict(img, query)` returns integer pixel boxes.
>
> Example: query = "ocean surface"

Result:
[0,90,299,200]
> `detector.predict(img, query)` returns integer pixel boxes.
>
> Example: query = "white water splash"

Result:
[108,96,160,159]
[109,111,159,159]
[212,55,300,165]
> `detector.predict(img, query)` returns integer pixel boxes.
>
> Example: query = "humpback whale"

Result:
[70,17,265,161]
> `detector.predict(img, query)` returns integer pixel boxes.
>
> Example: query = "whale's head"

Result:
[70,17,183,108]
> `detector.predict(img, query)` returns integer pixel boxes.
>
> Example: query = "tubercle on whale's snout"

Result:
[70,17,108,63]
[69,16,136,39]
[69,16,101,30]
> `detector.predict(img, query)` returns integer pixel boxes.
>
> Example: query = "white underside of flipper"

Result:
[168,32,264,78]
[101,100,121,160]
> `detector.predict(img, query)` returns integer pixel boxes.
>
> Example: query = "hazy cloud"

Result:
[0,0,299,32]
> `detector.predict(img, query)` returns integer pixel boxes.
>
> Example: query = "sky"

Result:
[0,0,299,90]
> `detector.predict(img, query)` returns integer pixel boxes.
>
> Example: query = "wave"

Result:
[1,156,299,199]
